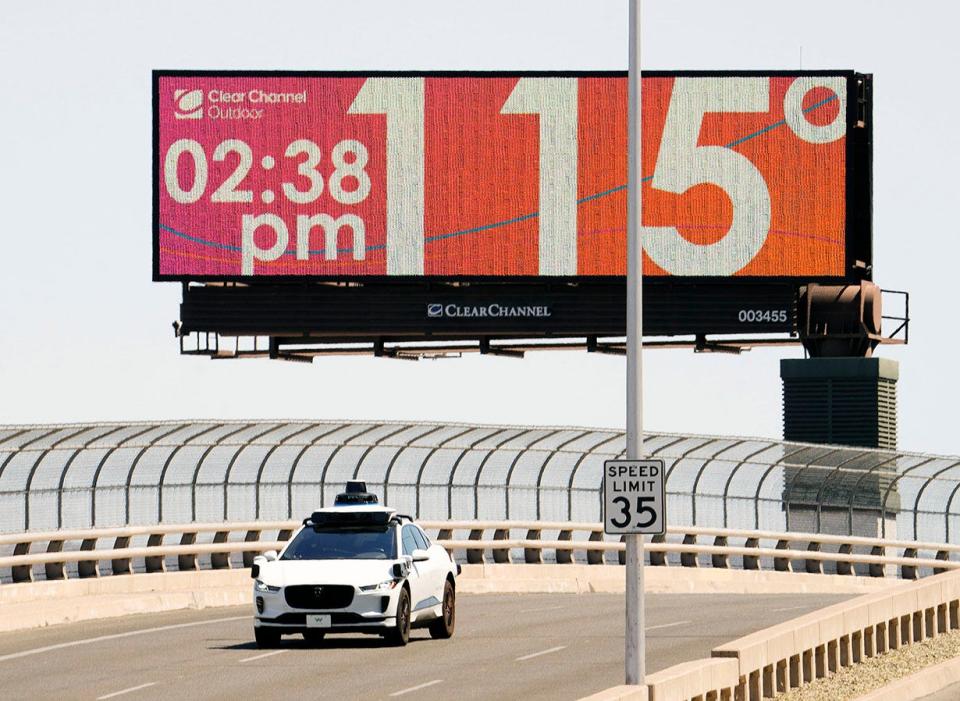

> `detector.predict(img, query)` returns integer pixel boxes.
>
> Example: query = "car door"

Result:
[412,525,447,603]
[401,525,430,613]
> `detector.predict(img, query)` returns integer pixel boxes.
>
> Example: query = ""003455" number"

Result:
[738,309,788,323]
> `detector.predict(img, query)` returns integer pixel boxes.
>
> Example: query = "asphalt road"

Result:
[0,592,850,701]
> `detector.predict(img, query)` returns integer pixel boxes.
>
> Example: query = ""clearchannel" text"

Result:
[440,304,552,318]
[207,89,307,104]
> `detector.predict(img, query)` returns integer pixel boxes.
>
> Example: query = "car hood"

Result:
[259,559,397,587]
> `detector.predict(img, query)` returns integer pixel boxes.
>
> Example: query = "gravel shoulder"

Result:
[780,630,960,701]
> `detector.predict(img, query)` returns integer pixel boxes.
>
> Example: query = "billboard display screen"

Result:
[154,71,867,282]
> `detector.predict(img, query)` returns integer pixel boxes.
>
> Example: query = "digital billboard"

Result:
[154,71,869,282]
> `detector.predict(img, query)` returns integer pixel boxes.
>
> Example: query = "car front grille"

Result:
[284,584,355,609]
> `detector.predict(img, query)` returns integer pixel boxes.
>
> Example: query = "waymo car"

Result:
[251,482,458,647]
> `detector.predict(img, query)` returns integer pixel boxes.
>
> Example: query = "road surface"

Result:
[0,592,850,700]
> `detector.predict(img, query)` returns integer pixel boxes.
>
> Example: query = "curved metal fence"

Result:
[0,420,957,543]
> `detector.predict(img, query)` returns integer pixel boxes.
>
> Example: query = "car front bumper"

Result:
[254,585,400,633]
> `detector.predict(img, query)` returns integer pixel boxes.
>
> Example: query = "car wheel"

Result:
[254,626,281,648]
[387,587,411,646]
[302,630,326,646]
[428,579,456,639]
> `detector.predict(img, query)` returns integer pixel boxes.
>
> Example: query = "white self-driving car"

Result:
[251,483,459,647]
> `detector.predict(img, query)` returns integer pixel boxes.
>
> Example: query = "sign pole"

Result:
[625,0,644,686]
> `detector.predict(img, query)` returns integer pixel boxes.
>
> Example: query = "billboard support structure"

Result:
[625,0,645,686]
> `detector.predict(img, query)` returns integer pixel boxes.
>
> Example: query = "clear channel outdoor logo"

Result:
[427,303,552,319]
[171,87,306,121]
[173,89,203,119]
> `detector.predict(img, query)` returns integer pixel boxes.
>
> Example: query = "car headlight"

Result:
[359,579,399,592]
[254,579,280,592]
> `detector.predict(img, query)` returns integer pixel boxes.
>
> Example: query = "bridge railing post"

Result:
[774,539,791,572]
[681,534,699,568]
[556,529,574,564]
[649,533,667,566]
[900,547,918,579]
[743,537,760,570]
[78,538,100,578]
[524,529,542,564]
[869,545,887,578]
[12,542,33,583]
[178,532,198,571]
[467,528,485,564]
[806,541,823,574]
[586,530,605,565]
[211,531,231,569]
[111,536,132,576]
[44,540,66,580]
[242,530,261,568]
[935,549,950,575]
[836,544,854,575]
[712,536,729,569]
[145,533,166,573]
[492,528,511,564]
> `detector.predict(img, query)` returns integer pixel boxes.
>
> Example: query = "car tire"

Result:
[387,587,411,646]
[254,626,281,648]
[428,579,456,639]
[302,630,326,646]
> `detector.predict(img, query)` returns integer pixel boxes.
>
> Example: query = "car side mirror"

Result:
[411,548,430,563]
[263,550,278,562]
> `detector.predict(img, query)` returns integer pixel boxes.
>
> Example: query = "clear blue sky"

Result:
[0,1,950,453]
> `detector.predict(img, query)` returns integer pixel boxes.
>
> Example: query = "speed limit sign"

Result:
[603,459,666,535]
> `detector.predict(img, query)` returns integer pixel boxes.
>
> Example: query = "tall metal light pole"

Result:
[625,0,645,686]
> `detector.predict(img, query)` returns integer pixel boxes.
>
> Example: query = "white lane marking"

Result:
[646,620,691,632]
[96,682,157,700]
[516,645,567,661]
[772,606,808,612]
[239,649,288,663]
[519,605,564,614]
[0,615,248,664]
[389,679,444,697]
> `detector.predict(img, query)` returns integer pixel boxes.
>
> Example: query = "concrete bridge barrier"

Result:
[584,568,960,701]
[3,520,959,584]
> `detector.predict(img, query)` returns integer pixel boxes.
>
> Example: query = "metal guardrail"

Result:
[3,520,960,584]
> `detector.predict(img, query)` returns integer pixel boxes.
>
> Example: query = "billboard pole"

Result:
[625,0,645,686]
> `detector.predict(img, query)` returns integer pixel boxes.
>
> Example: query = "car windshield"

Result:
[280,526,397,561]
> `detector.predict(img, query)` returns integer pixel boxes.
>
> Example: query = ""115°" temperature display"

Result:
[154,71,855,281]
